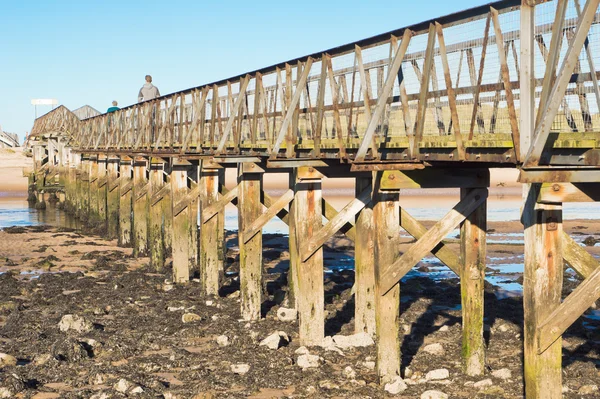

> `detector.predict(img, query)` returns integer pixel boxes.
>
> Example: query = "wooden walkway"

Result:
[27,1,600,397]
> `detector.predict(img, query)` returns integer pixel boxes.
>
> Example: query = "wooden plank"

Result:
[355,30,412,162]
[413,24,437,158]
[399,208,460,275]
[379,188,488,295]
[538,182,600,203]
[519,169,600,184]
[563,231,599,278]
[150,183,171,207]
[380,168,490,190]
[300,184,371,262]
[243,189,293,244]
[171,167,190,283]
[436,23,466,160]
[313,56,327,157]
[355,176,375,337]
[201,185,238,222]
[575,0,600,123]
[468,13,491,140]
[181,87,209,153]
[135,182,150,201]
[460,187,487,376]
[322,198,356,242]
[325,55,347,158]
[173,185,200,217]
[524,0,600,166]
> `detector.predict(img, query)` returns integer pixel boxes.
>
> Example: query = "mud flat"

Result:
[0,221,599,399]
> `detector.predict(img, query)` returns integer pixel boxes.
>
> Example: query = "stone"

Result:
[276,307,297,322]
[439,325,449,332]
[384,376,407,395]
[297,354,322,370]
[294,346,309,355]
[162,283,174,292]
[426,369,449,381]
[0,353,17,368]
[90,393,109,399]
[421,390,448,399]
[332,332,374,349]
[33,353,52,366]
[319,380,340,390]
[320,336,344,355]
[167,306,184,312]
[491,368,512,380]
[205,300,214,306]
[579,385,599,395]
[231,363,250,375]
[181,313,201,323]
[131,386,144,394]
[216,335,229,347]
[0,388,11,399]
[362,361,376,370]
[423,343,445,356]
[474,379,493,389]
[114,379,132,393]
[343,366,356,379]
[58,314,93,334]
[498,324,509,332]
[259,331,290,350]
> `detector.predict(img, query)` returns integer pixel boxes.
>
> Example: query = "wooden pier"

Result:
[26,0,600,397]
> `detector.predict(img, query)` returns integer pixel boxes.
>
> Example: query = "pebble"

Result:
[320,336,344,355]
[423,343,445,356]
[426,369,449,381]
[362,361,376,370]
[216,335,229,347]
[276,307,297,322]
[332,332,374,349]
[384,376,407,395]
[231,363,250,375]
[167,306,184,312]
[498,324,509,332]
[579,385,599,395]
[181,313,202,323]
[0,388,11,399]
[474,379,493,389]
[259,331,289,350]
[491,368,512,380]
[90,393,109,399]
[294,346,310,355]
[319,380,340,390]
[439,325,449,332]
[343,366,356,379]
[33,353,52,366]
[205,300,214,306]
[114,379,132,393]
[162,283,174,292]
[131,386,144,394]
[58,314,93,333]
[421,390,448,399]
[297,354,322,370]
[0,353,17,368]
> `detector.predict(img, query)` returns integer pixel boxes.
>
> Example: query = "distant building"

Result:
[0,125,19,148]
[72,105,101,120]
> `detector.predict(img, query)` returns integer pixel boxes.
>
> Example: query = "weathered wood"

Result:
[355,176,375,336]
[88,156,99,224]
[171,165,190,283]
[149,162,165,271]
[132,159,149,257]
[243,189,293,244]
[216,75,251,153]
[163,170,173,254]
[238,165,264,320]
[538,182,600,203]
[379,188,488,295]
[373,179,401,381]
[468,14,491,139]
[287,170,299,309]
[380,168,490,190]
[201,185,238,222]
[96,155,108,229]
[106,157,120,239]
[460,187,487,376]
[188,174,199,277]
[523,187,563,399]
[173,185,201,217]
[199,167,222,296]
[118,158,133,247]
[413,24,436,158]
[293,171,324,345]
[562,232,598,278]
[322,198,356,242]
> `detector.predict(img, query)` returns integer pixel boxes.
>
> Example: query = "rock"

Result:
[0,354,17,368]
[33,353,52,366]
[231,363,250,375]
[216,335,229,347]
[579,385,599,395]
[276,307,297,322]
[90,393,109,399]
[114,379,132,393]
[320,336,344,355]
[384,376,407,395]
[474,379,493,389]
[491,368,512,380]
[421,390,448,399]
[162,283,174,292]
[332,332,374,349]
[259,331,290,350]
[181,313,201,323]
[0,302,17,314]
[58,314,93,334]
[227,291,240,299]
[0,388,11,399]
[426,369,449,381]
[167,306,184,312]
[131,386,144,394]
[423,343,445,356]
[319,380,340,390]
[51,337,89,362]
[439,325,449,332]
[297,354,322,370]
[362,361,376,370]
[163,393,177,399]
[205,300,214,306]
[343,366,356,379]
[498,324,509,333]
[294,346,309,355]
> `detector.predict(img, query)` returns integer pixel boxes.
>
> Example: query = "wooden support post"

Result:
[188,165,199,272]
[373,173,401,381]
[149,159,165,271]
[355,175,376,336]
[106,157,120,239]
[523,187,563,399]
[97,154,108,230]
[294,167,324,345]
[238,163,264,320]
[80,157,90,222]
[133,157,149,257]
[287,170,299,309]
[199,165,221,296]
[88,155,99,224]
[171,161,191,283]
[118,157,133,247]
[163,162,173,255]
[460,187,487,376]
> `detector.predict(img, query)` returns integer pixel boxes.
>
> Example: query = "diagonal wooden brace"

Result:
[243,189,294,244]
[109,176,122,192]
[563,231,599,278]
[97,176,108,188]
[173,186,199,217]
[135,183,150,201]
[379,187,488,295]
[201,185,238,222]
[120,180,133,196]
[150,184,171,207]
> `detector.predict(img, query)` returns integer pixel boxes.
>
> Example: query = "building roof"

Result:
[72,105,101,120]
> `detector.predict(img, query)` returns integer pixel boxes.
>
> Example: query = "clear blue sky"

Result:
[0,0,486,141]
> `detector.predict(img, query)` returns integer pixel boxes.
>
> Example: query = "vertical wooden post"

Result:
[88,155,99,224]
[217,168,226,268]
[97,154,108,230]
[133,157,149,257]
[80,156,90,222]
[106,157,120,239]
[163,161,173,255]
[199,164,222,296]
[294,167,324,346]
[189,163,199,273]
[355,175,376,336]
[460,186,487,376]
[119,157,133,247]
[238,163,264,321]
[171,160,191,283]
[287,169,299,309]
[373,174,401,381]
[149,158,165,271]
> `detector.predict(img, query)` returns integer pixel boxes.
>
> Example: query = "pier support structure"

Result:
[119,156,133,247]
[106,156,120,239]
[132,157,149,257]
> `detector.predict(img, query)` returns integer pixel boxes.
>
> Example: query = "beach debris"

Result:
[579,385,599,395]
[492,368,512,380]
[343,366,356,379]
[332,332,374,349]
[216,335,229,347]
[297,354,323,370]
[0,388,12,399]
[294,346,309,355]
[426,369,449,381]
[384,376,407,395]
[231,363,250,375]
[114,378,132,393]
[276,307,297,322]
[474,379,493,389]
[259,331,289,350]
[58,314,93,333]
[181,313,201,323]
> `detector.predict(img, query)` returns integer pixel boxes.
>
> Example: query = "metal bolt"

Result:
[308,167,314,172]
[552,184,560,192]
[389,174,395,180]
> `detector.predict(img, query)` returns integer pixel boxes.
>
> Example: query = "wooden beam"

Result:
[171,167,190,283]
[468,14,491,140]
[538,182,600,203]
[199,167,222,296]
[355,176,375,336]
[243,189,293,244]
[379,188,488,295]
[413,24,437,158]
[216,75,251,154]
[563,232,599,278]
[201,185,238,222]
[173,185,200,217]
[380,168,489,190]
[150,183,171,207]
[519,169,600,183]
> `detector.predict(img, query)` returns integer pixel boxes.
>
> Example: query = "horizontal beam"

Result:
[519,168,600,183]
[538,182,600,203]
[379,168,490,189]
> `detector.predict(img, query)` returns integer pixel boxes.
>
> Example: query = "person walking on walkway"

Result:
[107,101,120,113]
[138,75,160,102]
